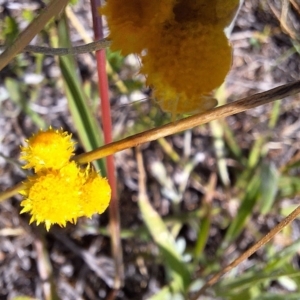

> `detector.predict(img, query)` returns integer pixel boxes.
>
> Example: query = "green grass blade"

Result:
[278,176,300,198]
[138,195,191,293]
[258,162,279,215]
[216,269,300,298]
[222,120,244,161]
[211,120,230,187]
[149,279,182,300]
[268,100,281,129]
[193,211,211,260]
[247,137,265,169]
[264,238,300,272]
[254,293,300,300]
[223,175,260,247]
[5,78,46,129]
[56,15,105,173]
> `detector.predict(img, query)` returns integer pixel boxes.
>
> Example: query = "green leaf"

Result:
[223,175,260,246]
[193,212,210,260]
[138,195,191,293]
[258,162,279,215]
[216,269,300,299]
[278,176,300,198]
[106,49,125,73]
[149,280,183,300]
[219,268,300,291]
[223,121,243,161]
[2,16,19,44]
[265,238,300,272]
[248,137,265,169]
[253,293,300,300]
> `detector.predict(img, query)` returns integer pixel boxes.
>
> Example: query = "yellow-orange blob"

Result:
[21,128,75,172]
[20,128,111,231]
[20,162,84,231]
[101,0,175,55]
[143,24,232,114]
[79,168,111,218]
[101,0,240,116]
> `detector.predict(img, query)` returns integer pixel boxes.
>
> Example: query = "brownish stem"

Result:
[191,205,300,299]
[0,0,69,71]
[90,0,124,290]
[75,80,300,164]
[1,81,300,203]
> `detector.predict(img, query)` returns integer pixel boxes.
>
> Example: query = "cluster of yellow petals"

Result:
[101,0,239,115]
[20,128,75,171]
[20,128,111,231]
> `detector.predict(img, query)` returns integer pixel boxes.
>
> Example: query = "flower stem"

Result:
[1,81,300,203]
[90,0,124,289]
[75,80,300,164]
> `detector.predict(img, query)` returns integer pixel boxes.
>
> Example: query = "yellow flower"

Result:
[20,162,112,231]
[20,162,84,231]
[142,23,231,115]
[101,0,175,55]
[101,0,239,115]
[19,128,111,231]
[20,128,75,172]
[79,167,111,218]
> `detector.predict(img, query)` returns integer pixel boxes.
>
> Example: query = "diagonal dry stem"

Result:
[1,80,300,203]
[75,80,300,164]
[0,0,69,71]
[190,204,300,299]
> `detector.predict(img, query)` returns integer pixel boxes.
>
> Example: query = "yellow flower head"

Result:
[20,162,84,231]
[20,162,111,231]
[101,0,175,55]
[79,167,111,218]
[19,128,111,231]
[21,128,75,172]
[143,23,232,115]
[101,0,240,116]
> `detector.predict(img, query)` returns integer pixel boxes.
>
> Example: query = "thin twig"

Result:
[0,38,111,56]
[52,230,115,287]
[34,233,60,300]
[0,0,69,71]
[75,80,300,164]
[136,146,147,199]
[0,81,300,202]
[290,0,300,15]
[0,182,24,202]
[90,0,124,290]
[1,81,300,203]
[269,0,298,39]
[190,205,300,299]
